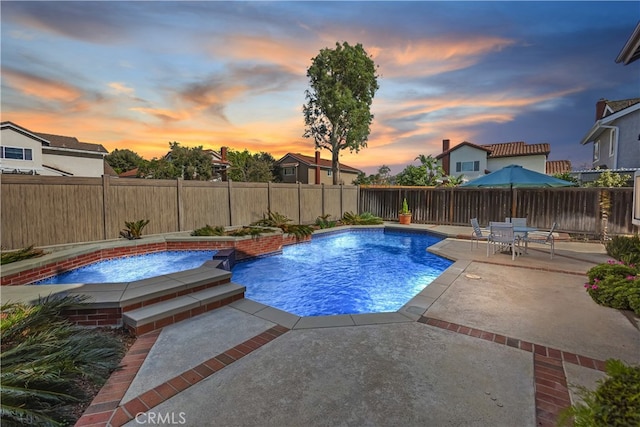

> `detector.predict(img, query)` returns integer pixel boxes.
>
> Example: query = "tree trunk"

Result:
[332,150,340,185]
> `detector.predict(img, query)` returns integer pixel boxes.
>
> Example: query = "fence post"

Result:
[228,179,233,226]
[298,182,302,224]
[340,184,344,217]
[321,183,325,217]
[267,181,272,213]
[102,175,109,240]
[176,178,184,231]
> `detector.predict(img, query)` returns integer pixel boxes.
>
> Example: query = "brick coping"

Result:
[75,325,290,427]
[76,315,606,427]
[418,316,606,427]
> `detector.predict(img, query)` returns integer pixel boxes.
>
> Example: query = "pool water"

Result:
[36,250,217,284]
[232,230,452,316]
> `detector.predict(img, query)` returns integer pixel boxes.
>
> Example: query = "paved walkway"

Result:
[76,225,640,427]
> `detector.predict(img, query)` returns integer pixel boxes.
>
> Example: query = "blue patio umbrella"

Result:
[460,164,575,219]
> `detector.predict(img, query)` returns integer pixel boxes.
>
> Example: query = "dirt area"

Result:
[70,327,136,422]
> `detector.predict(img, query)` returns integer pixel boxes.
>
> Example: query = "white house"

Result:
[436,139,559,181]
[0,121,108,177]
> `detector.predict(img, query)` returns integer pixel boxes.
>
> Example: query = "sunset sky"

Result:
[1,1,638,175]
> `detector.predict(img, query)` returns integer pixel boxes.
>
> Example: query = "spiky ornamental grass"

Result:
[252,211,313,238]
[1,296,125,427]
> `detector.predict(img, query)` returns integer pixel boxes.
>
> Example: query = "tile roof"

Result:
[119,168,140,178]
[545,160,572,175]
[482,141,550,158]
[278,153,361,173]
[435,141,491,159]
[35,132,108,154]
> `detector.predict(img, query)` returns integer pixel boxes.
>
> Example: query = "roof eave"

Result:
[616,23,640,65]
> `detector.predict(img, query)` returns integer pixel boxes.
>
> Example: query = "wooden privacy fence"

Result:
[360,186,635,236]
[1,175,358,249]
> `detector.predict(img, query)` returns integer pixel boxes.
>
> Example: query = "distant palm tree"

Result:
[415,154,445,185]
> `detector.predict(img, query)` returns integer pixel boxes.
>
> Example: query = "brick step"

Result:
[123,282,245,335]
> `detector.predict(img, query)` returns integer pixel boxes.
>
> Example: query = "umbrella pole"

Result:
[510,185,515,221]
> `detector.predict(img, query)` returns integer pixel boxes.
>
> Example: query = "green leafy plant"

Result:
[252,211,313,238]
[585,261,640,315]
[341,211,384,225]
[120,219,150,240]
[1,245,45,265]
[191,225,265,237]
[559,359,640,427]
[399,198,411,215]
[315,214,337,229]
[191,225,226,236]
[1,296,125,426]
[586,169,632,188]
[605,235,640,265]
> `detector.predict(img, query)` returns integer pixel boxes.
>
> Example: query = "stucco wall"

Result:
[488,155,546,173]
[615,111,640,169]
[42,151,105,177]
[0,129,44,172]
[448,145,488,180]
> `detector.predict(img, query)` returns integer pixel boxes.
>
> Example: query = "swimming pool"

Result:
[232,229,452,316]
[36,250,217,284]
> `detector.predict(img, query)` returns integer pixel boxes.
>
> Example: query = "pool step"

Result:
[122,282,245,336]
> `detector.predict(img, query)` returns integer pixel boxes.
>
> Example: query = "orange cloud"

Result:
[2,68,83,102]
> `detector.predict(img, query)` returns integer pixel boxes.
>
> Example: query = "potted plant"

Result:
[399,198,412,225]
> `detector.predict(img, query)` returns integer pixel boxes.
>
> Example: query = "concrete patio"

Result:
[75,224,639,427]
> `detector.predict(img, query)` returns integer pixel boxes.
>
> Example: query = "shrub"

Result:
[341,211,383,225]
[585,261,640,315]
[1,296,125,426]
[605,235,640,265]
[191,225,265,237]
[1,245,45,265]
[560,359,640,427]
[120,219,150,240]
[252,212,313,238]
[191,225,226,236]
[315,214,337,229]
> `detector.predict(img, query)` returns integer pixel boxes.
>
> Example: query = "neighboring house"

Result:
[545,160,572,176]
[0,121,108,177]
[275,152,362,185]
[122,147,231,180]
[203,147,230,181]
[616,22,640,65]
[436,139,555,180]
[579,98,640,170]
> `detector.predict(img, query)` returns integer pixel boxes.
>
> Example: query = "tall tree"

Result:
[226,149,278,182]
[303,41,379,184]
[395,154,446,186]
[105,148,143,174]
[138,142,213,180]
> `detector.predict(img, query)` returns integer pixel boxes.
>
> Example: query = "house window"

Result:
[1,146,33,161]
[594,141,600,161]
[327,170,332,176]
[455,161,480,172]
[283,167,295,176]
[609,130,615,157]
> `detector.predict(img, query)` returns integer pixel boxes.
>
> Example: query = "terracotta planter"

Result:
[399,213,412,225]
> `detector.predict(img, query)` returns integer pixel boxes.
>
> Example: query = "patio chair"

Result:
[506,217,528,238]
[522,222,557,259]
[487,221,520,261]
[470,218,489,249]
